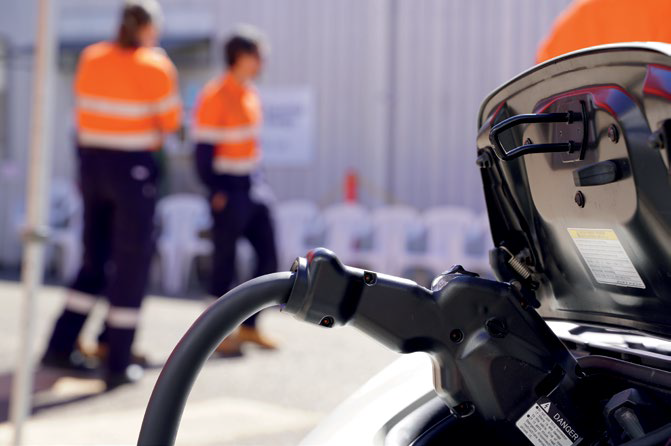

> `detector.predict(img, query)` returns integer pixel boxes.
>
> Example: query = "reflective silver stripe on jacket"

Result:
[153,94,181,114]
[78,129,161,150]
[213,156,261,175]
[76,93,181,119]
[191,125,260,145]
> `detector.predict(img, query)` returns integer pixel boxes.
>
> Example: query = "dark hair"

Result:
[117,2,154,48]
[224,35,261,67]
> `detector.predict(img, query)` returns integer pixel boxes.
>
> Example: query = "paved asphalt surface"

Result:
[0,280,398,445]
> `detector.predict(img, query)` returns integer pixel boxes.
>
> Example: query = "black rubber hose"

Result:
[577,356,671,390]
[137,272,295,446]
[620,422,671,446]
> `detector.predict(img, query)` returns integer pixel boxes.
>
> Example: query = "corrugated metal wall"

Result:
[206,0,572,209]
[0,0,573,266]
[389,0,571,209]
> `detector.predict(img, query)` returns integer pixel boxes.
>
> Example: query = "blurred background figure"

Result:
[537,0,671,63]
[41,0,181,389]
[192,27,278,356]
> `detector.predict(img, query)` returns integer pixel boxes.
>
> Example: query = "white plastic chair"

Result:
[406,206,477,276]
[273,200,320,270]
[361,205,419,275]
[156,194,213,295]
[321,203,371,267]
[461,212,493,274]
[15,178,84,282]
[235,238,256,284]
[48,179,84,282]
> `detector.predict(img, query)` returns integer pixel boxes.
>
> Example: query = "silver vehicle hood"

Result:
[300,353,434,446]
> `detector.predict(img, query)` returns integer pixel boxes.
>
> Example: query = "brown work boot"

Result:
[215,331,244,357]
[238,325,278,350]
[76,341,150,368]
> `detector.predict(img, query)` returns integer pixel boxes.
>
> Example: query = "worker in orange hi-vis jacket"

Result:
[537,0,671,64]
[42,0,181,390]
[192,28,279,357]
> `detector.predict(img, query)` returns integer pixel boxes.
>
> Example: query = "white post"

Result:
[9,0,56,444]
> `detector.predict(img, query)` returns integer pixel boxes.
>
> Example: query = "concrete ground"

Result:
[0,280,398,445]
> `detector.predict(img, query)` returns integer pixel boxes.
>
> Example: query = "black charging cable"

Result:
[138,272,295,446]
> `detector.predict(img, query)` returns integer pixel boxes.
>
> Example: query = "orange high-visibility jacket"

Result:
[537,0,671,64]
[74,41,181,150]
[192,73,262,175]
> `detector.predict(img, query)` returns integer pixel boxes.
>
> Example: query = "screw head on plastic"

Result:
[608,124,619,143]
[319,316,334,328]
[485,318,508,338]
[450,329,464,343]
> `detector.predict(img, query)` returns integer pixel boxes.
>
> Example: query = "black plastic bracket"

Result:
[649,119,671,178]
[573,159,627,187]
[489,110,587,161]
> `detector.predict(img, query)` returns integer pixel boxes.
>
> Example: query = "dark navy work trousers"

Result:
[46,147,158,373]
[209,186,278,327]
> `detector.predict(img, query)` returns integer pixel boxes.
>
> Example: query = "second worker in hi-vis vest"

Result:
[193,28,279,356]
[42,0,181,389]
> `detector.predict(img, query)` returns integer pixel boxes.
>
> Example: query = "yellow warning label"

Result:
[567,228,645,289]
[567,228,618,241]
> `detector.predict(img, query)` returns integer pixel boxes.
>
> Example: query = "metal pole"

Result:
[9,0,56,444]
[385,0,398,205]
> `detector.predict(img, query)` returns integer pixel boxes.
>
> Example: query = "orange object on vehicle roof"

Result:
[192,73,262,175]
[74,41,181,151]
[537,0,671,64]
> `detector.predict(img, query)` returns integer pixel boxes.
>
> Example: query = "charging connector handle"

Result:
[138,272,295,446]
[285,249,580,421]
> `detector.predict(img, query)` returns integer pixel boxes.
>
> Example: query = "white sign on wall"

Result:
[258,86,315,166]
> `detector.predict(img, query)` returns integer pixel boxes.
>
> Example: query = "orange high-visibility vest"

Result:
[74,41,181,151]
[537,0,671,64]
[192,73,262,175]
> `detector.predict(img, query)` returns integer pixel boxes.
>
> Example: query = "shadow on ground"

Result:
[0,368,108,422]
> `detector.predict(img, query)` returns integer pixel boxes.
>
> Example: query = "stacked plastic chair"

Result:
[273,200,320,270]
[48,179,84,282]
[361,205,419,275]
[401,206,481,276]
[156,194,213,295]
[321,203,371,267]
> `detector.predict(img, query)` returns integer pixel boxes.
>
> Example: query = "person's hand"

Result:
[211,192,228,212]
